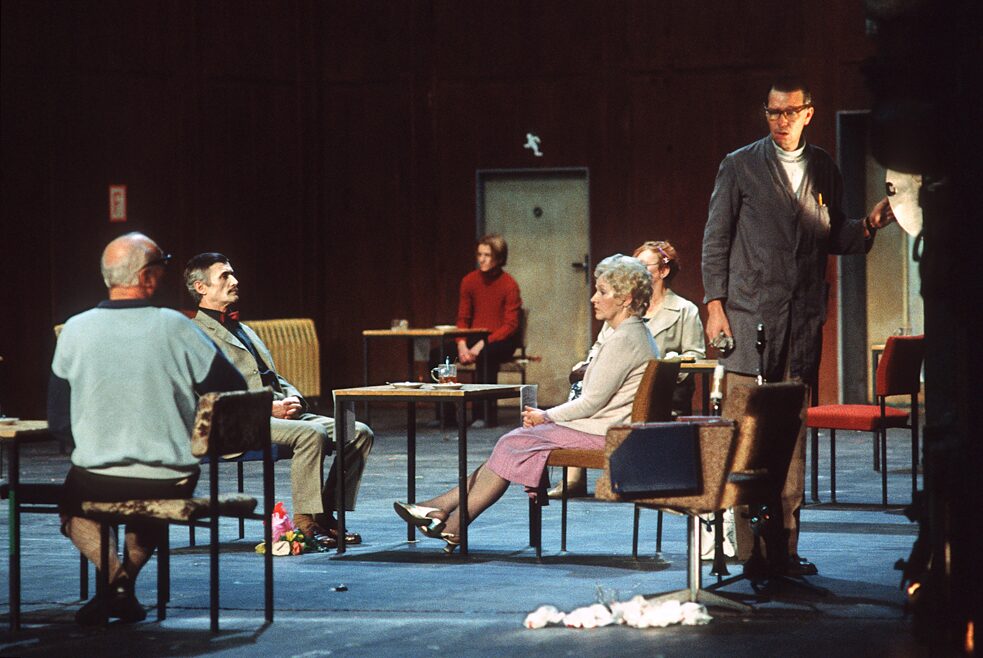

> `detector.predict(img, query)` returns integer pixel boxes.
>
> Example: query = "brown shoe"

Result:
[293,513,337,550]
[315,513,362,545]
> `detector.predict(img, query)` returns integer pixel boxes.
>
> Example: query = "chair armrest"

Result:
[596,421,737,512]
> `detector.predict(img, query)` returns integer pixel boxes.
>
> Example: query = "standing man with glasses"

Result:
[701,76,896,575]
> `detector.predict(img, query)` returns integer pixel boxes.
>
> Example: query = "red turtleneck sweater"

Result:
[455,269,522,344]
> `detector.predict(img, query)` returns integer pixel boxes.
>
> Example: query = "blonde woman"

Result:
[396,254,657,552]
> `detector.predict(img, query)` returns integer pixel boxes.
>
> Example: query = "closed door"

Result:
[479,170,590,405]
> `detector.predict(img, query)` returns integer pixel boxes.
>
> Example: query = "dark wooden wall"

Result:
[0,0,873,417]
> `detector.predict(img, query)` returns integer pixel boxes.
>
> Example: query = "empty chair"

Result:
[596,382,806,612]
[807,334,924,505]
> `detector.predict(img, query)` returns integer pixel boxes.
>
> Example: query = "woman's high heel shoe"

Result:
[393,501,446,536]
[440,533,461,554]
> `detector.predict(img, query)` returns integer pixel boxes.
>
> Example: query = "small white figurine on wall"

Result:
[524,133,543,157]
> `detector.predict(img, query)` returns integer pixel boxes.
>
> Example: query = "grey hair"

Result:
[594,253,653,317]
[100,232,158,288]
[183,252,230,303]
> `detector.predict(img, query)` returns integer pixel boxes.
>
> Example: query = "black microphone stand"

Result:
[715,323,828,596]
[708,365,730,577]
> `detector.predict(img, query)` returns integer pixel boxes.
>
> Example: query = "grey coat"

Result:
[702,136,871,382]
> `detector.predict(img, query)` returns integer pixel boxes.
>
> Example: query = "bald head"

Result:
[100,232,165,297]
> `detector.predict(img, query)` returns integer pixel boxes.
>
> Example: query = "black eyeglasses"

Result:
[764,104,812,121]
[141,253,172,270]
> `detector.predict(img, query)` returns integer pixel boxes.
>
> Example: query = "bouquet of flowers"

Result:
[255,501,315,555]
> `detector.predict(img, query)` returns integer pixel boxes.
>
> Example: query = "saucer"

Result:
[434,324,458,331]
[389,382,424,389]
[431,383,463,390]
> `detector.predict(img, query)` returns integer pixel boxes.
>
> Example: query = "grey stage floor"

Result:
[1,406,925,656]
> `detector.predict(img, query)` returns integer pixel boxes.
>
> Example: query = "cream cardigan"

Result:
[547,316,658,435]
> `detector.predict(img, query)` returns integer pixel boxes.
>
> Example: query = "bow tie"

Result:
[219,310,240,325]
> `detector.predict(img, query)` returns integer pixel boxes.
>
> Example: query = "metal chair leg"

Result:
[632,505,640,559]
[883,428,890,505]
[158,525,169,620]
[656,510,663,554]
[910,393,919,502]
[560,467,568,552]
[810,426,820,502]
[830,429,837,503]
[237,462,245,540]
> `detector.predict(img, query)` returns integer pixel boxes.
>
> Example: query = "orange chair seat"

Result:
[806,404,908,431]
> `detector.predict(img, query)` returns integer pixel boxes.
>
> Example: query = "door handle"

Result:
[571,254,590,285]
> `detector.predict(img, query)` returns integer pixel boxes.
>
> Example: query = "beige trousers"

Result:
[271,413,374,515]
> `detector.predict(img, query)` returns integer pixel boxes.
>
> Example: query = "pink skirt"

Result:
[486,423,603,499]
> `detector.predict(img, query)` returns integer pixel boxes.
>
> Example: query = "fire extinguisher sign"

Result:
[109,185,127,222]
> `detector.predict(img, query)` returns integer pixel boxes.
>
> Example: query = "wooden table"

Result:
[361,327,492,424]
[333,383,537,556]
[1,420,53,631]
[362,327,491,385]
[681,359,719,414]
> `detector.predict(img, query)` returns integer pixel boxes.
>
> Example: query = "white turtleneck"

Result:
[774,140,808,195]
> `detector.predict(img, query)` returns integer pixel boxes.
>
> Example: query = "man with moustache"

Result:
[184,252,374,548]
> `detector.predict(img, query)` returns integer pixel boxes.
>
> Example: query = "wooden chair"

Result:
[81,389,275,632]
[527,358,680,558]
[596,382,806,612]
[806,334,924,505]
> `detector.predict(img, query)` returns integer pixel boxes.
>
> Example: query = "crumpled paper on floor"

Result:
[524,596,712,630]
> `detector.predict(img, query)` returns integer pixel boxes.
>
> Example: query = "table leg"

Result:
[406,341,416,383]
[363,336,371,423]
[407,402,416,542]
[8,438,20,631]
[480,345,490,424]
[701,371,710,415]
[457,400,469,556]
[335,399,354,554]
[438,341,448,430]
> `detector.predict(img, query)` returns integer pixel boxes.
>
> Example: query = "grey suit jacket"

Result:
[702,136,870,382]
[193,310,306,410]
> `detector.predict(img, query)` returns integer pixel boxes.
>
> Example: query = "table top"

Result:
[871,343,886,352]
[362,327,489,337]
[0,419,50,440]
[680,358,718,372]
[334,383,532,400]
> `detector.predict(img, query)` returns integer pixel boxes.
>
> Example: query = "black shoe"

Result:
[75,595,109,626]
[75,588,146,625]
[785,554,819,576]
[111,589,147,623]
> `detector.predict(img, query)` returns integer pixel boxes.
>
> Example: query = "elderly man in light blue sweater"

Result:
[49,232,246,625]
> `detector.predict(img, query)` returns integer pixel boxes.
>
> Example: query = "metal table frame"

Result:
[333,384,536,556]
[361,328,491,422]
[2,420,54,632]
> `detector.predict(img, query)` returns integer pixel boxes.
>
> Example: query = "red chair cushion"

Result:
[806,404,909,431]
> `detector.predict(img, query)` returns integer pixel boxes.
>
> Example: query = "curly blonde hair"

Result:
[594,253,653,317]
